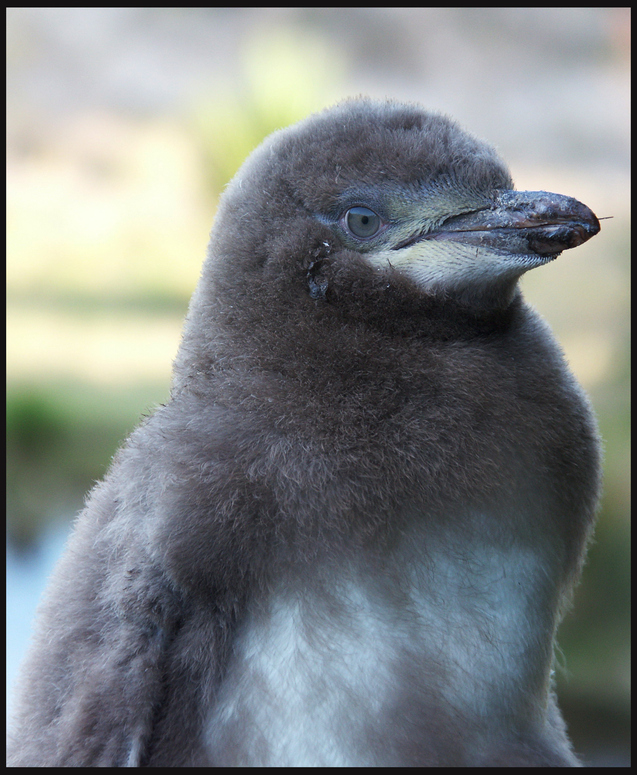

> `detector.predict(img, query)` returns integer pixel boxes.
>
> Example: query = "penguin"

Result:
[7,98,601,767]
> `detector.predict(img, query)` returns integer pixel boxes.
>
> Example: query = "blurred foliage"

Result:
[6,382,170,548]
[190,29,344,196]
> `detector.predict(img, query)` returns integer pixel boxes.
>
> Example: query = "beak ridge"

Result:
[423,190,600,258]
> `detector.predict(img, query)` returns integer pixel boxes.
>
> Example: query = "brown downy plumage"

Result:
[8,99,601,767]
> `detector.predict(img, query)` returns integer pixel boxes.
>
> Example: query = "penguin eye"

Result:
[344,206,382,239]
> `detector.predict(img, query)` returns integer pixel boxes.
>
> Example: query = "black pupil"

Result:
[347,207,379,238]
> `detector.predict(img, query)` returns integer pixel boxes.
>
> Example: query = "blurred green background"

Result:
[6,8,630,765]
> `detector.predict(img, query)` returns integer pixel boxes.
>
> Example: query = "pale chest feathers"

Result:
[205,531,560,766]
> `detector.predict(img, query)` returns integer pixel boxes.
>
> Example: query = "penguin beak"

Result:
[415,191,600,259]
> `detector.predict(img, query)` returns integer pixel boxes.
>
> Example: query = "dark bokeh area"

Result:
[6,8,630,765]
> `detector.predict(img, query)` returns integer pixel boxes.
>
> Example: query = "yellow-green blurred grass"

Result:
[6,116,207,541]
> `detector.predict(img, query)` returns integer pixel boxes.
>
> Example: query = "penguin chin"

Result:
[366,240,550,309]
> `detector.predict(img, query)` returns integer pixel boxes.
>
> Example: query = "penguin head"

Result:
[207,98,600,316]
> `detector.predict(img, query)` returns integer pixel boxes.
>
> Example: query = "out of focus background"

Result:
[6,8,630,764]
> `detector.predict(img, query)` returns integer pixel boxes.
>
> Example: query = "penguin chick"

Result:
[7,98,601,767]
